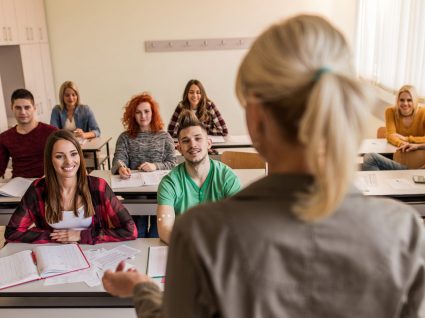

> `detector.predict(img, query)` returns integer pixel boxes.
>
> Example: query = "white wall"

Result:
[44,0,359,144]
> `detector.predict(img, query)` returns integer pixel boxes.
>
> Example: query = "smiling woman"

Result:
[5,130,137,244]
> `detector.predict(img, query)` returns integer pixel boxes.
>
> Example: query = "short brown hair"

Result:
[177,110,207,139]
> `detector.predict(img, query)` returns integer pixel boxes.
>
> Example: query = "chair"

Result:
[377,127,386,139]
[393,150,425,169]
[220,151,266,169]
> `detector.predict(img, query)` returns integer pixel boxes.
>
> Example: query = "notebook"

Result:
[146,246,168,278]
[111,171,169,188]
[0,177,32,197]
[0,244,90,290]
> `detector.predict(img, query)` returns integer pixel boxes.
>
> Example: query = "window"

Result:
[355,0,425,97]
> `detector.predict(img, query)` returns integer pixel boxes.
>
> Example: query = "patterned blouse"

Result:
[5,176,137,244]
[167,101,228,138]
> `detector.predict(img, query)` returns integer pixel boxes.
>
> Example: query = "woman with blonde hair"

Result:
[102,15,425,317]
[50,81,101,139]
[6,130,137,244]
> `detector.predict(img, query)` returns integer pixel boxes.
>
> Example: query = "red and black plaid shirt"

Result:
[5,176,137,244]
[167,101,228,138]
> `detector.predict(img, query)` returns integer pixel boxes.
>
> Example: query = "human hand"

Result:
[398,143,419,152]
[138,162,157,172]
[102,261,151,298]
[118,166,132,179]
[50,229,81,243]
[73,128,85,138]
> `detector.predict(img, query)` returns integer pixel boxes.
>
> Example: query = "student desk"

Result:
[0,239,163,317]
[81,137,112,170]
[0,169,266,225]
[356,169,425,217]
[90,169,266,216]
[211,134,252,149]
[358,138,397,155]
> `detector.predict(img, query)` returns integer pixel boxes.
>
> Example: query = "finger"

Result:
[116,261,126,272]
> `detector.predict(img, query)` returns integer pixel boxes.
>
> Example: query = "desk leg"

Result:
[106,141,111,170]
[94,151,98,170]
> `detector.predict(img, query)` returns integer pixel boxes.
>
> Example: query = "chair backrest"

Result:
[393,150,425,169]
[220,151,266,169]
[377,127,386,138]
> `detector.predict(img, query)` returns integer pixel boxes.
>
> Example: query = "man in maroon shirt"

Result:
[0,89,57,178]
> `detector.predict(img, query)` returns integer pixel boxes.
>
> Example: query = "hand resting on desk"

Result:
[103,261,152,298]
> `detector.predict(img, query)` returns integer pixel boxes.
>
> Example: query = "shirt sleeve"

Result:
[111,133,130,174]
[79,181,137,244]
[157,176,177,207]
[49,106,63,129]
[167,105,183,138]
[5,183,53,243]
[132,282,163,318]
[84,105,101,137]
[0,135,10,177]
[154,133,177,171]
[223,168,241,197]
[206,102,228,136]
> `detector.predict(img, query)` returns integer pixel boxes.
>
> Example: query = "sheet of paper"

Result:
[111,173,144,188]
[0,177,32,197]
[111,171,170,188]
[147,246,168,278]
[141,171,170,186]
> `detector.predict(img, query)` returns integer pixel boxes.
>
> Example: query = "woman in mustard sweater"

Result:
[385,85,424,147]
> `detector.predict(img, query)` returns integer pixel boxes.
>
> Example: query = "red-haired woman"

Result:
[112,93,176,237]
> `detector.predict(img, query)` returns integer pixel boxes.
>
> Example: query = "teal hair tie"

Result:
[314,67,331,81]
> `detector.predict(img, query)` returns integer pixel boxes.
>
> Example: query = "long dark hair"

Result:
[181,79,211,124]
[44,130,95,223]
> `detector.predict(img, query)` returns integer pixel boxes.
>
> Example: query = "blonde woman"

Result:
[50,81,100,139]
[103,15,425,317]
[386,85,424,147]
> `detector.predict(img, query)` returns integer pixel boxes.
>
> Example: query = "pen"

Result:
[118,160,131,177]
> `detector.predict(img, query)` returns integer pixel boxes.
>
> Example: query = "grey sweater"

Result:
[111,131,176,173]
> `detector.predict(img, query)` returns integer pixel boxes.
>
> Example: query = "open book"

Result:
[0,177,32,197]
[0,244,90,290]
[111,170,170,189]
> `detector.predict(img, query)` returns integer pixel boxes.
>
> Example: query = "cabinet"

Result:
[0,0,55,132]
[0,0,19,45]
[14,0,48,43]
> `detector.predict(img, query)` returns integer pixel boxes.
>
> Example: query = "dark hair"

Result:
[181,79,210,123]
[177,110,207,139]
[11,89,34,105]
[44,130,95,223]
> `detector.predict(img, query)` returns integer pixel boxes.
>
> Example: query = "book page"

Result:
[147,246,168,278]
[0,250,39,289]
[141,171,170,186]
[35,244,90,278]
[0,177,32,197]
[111,172,144,188]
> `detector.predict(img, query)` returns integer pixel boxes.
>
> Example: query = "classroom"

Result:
[0,0,425,318]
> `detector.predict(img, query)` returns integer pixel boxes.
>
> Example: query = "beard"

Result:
[185,152,208,167]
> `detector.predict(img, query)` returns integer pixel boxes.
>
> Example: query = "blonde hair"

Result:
[236,15,373,221]
[59,81,80,110]
[394,85,418,119]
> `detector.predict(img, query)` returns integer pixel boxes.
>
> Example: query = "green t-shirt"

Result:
[157,159,241,215]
